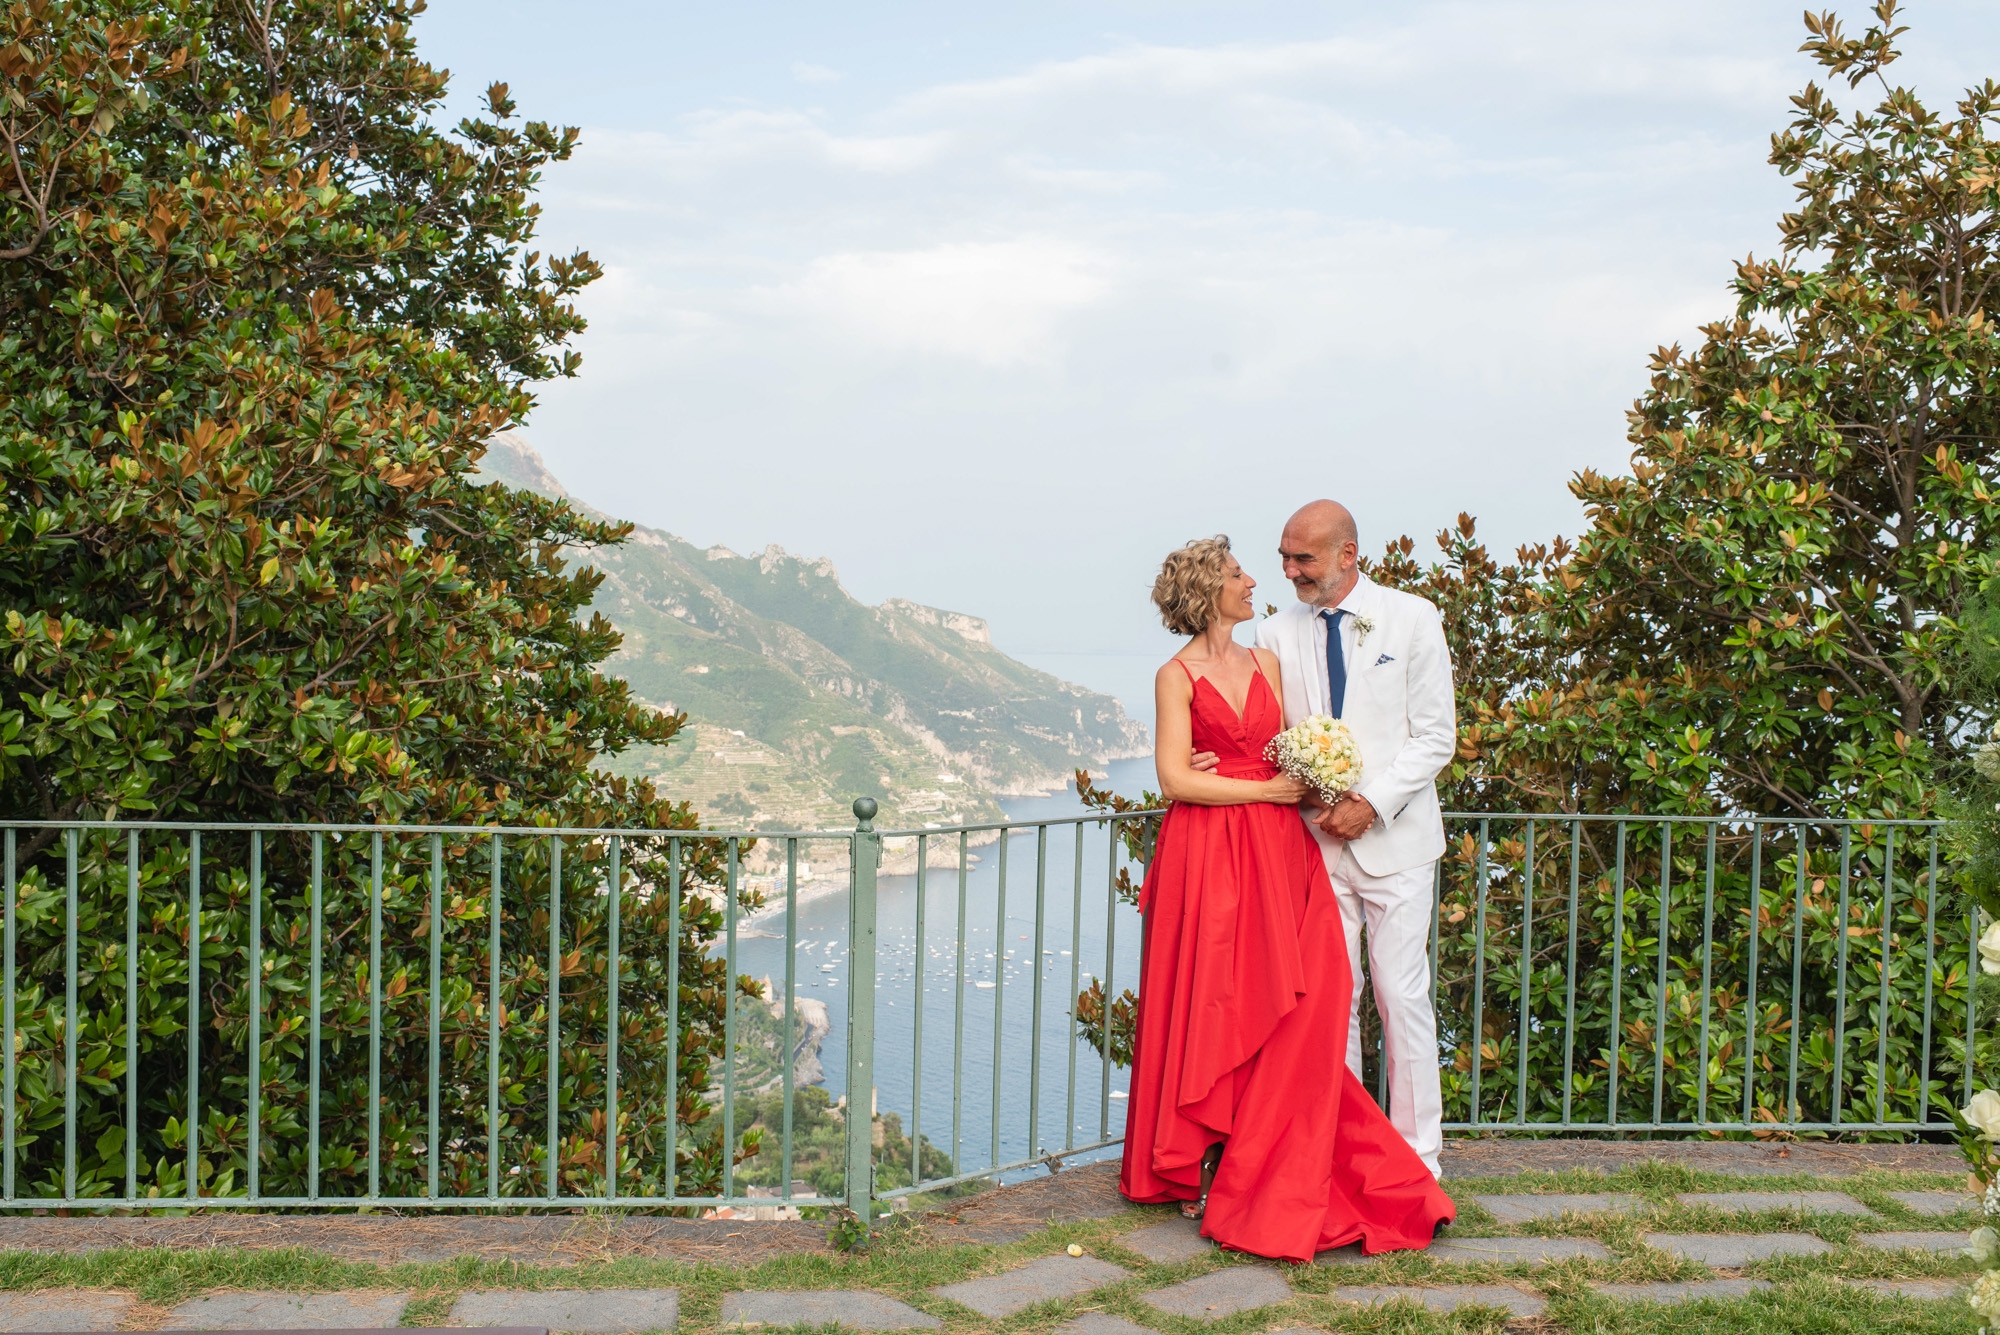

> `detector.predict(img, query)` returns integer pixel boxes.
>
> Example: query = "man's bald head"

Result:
[1278,499,1360,607]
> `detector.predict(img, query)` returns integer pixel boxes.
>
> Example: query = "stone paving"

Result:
[930,1255,1129,1318]
[1329,1284,1546,1317]
[718,1291,940,1329]
[164,1292,411,1329]
[1139,1268,1295,1321]
[1642,1231,1834,1264]
[0,1151,1984,1332]
[1595,1279,1772,1305]
[1471,1192,1641,1223]
[449,1289,682,1332]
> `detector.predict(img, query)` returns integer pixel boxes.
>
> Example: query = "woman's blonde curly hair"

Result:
[1152,535,1235,637]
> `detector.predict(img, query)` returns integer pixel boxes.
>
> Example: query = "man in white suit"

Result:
[1228,499,1455,1176]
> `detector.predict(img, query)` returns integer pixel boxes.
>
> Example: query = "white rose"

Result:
[1965,1089,2000,1140]
[1981,921,2000,976]
[1972,1271,2000,1322]
[1971,1226,2000,1263]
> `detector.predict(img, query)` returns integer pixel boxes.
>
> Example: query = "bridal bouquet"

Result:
[1954,1086,2000,1328]
[1265,714,1363,804]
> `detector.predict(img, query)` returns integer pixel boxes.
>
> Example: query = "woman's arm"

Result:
[1154,660,1309,807]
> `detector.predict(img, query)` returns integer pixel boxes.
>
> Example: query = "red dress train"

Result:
[1119,665,1453,1262]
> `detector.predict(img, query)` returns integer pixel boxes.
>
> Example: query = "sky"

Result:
[416,0,2000,717]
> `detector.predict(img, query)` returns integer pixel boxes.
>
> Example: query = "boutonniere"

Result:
[1353,614,1376,644]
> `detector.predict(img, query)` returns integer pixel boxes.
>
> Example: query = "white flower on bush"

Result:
[1977,740,2000,782]
[1987,1179,2000,1216]
[1967,1090,2000,1140]
[1972,1270,2000,1323]
[1970,1225,2000,1263]
[1981,922,2000,976]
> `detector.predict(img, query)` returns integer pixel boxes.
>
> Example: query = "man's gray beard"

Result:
[1296,577,1341,607]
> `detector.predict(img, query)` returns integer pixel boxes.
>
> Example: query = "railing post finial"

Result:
[853,797,878,832]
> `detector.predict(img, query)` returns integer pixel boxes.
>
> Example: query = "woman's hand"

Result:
[1262,774,1312,804]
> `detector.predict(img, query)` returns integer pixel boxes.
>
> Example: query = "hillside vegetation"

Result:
[479,434,1148,830]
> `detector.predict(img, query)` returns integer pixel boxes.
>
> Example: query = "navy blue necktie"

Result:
[1322,608,1347,718]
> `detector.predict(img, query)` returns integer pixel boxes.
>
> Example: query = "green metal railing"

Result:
[0,808,1979,1227]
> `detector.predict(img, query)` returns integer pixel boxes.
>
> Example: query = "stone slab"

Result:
[1887,1191,1977,1217]
[1052,1317,1153,1335]
[1596,1279,1772,1305]
[1429,1236,1610,1264]
[1675,1191,1872,1216]
[165,1292,411,1330]
[1471,1193,1642,1224]
[719,1292,940,1330]
[1641,1232,1832,1265]
[1311,1244,1377,1266]
[450,1289,681,1332]
[930,1255,1129,1318]
[1121,1217,1214,1265]
[1328,1285,1545,1317]
[0,1292,132,1332]
[1856,1231,1968,1253]
[1848,1277,1967,1299]
[1140,1268,1294,1321]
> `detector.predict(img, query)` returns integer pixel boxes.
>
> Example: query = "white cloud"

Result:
[769,240,1112,366]
[791,60,843,84]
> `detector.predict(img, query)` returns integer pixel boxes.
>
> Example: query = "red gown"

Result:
[1119,663,1454,1262]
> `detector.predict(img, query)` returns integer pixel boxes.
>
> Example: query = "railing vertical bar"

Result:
[1469,820,1489,1124]
[1919,831,1938,1125]
[1831,825,1852,1127]
[956,831,969,1169]
[488,834,502,1201]
[665,839,681,1198]
[782,839,798,1199]
[1652,823,1671,1127]
[1877,827,1894,1128]
[911,834,926,1186]
[991,827,1010,1171]
[1429,857,1443,1026]
[247,831,261,1201]
[125,828,138,1203]
[428,833,442,1200]
[545,834,561,1201]
[4,826,14,1202]
[844,802,881,1228]
[723,838,739,1202]
[62,829,76,1202]
[1562,821,1580,1127]
[1608,821,1626,1128]
[1515,820,1533,1126]
[309,832,322,1200]
[1066,822,1084,1152]
[1786,825,1807,1121]
[187,829,201,1202]
[1742,825,1763,1125]
[1098,821,1114,1141]
[368,831,382,1201]
[1028,825,1048,1160]
[606,835,621,1200]
[1697,824,1716,1126]
[1968,864,1980,1108]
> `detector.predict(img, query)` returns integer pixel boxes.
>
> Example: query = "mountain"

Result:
[477,433,1149,830]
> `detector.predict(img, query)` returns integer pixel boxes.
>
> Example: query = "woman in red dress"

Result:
[1119,535,1453,1263]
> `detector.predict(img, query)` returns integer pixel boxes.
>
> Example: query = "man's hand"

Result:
[1190,750,1220,773]
[1313,791,1378,841]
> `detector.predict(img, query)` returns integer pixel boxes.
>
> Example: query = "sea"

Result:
[722,754,1157,1186]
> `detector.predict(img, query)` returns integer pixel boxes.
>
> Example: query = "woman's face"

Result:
[1215,557,1256,627]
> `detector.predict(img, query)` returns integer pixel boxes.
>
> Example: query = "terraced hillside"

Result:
[477,433,1148,831]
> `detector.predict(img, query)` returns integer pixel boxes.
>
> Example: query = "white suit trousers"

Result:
[1322,843,1444,1177]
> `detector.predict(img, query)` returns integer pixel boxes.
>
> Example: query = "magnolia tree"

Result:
[0,2,764,1203]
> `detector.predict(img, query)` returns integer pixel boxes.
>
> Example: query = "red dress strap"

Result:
[1172,657,1197,684]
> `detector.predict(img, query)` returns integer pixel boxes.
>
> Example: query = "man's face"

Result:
[1279,524,1355,606]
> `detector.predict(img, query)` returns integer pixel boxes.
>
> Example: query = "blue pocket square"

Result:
[1374,654,1395,665]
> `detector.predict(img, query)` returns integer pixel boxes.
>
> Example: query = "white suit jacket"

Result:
[1254,573,1456,877]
